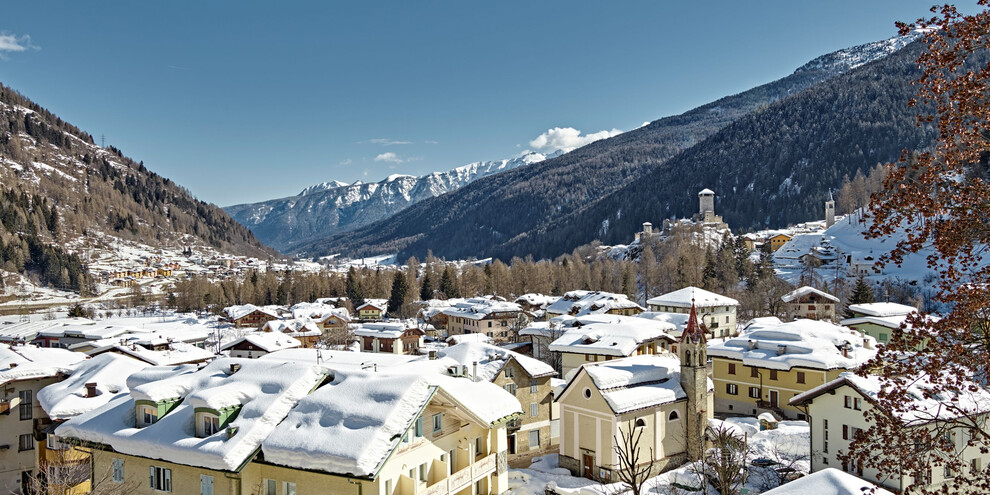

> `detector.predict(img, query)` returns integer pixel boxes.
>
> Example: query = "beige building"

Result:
[59,357,521,495]
[0,344,85,494]
[556,304,712,480]
[782,286,839,321]
[442,298,524,343]
[791,372,990,493]
[708,317,877,420]
[547,314,676,376]
[647,286,739,339]
[355,322,425,355]
[435,342,557,456]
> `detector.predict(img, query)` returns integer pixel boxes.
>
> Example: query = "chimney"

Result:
[8,363,16,369]
[864,338,874,350]
[85,382,98,398]
[428,350,437,361]
[748,340,756,350]
[472,361,479,382]
[841,344,850,358]
[229,363,241,375]
[776,345,787,356]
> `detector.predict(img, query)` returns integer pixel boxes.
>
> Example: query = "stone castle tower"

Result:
[678,300,709,461]
[698,188,715,216]
[825,190,836,228]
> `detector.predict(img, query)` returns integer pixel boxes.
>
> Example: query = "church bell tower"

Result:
[679,300,709,461]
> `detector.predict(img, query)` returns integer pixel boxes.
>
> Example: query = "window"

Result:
[47,433,69,451]
[842,425,848,440]
[529,429,540,448]
[18,433,33,451]
[972,458,981,474]
[635,418,647,428]
[409,468,416,480]
[505,367,515,378]
[796,371,805,384]
[668,410,680,421]
[385,479,392,495]
[728,363,736,375]
[769,370,778,381]
[879,333,889,342]
[19,390,32,420]
[150,466,172,492]
[853,397,862,411]
[415,417,423,437]
[751,367,759,378]
[402,429,410,444]
[283,482,296,495]
[419,463,427,481]
[823,440,829,453]
[112,459,124,483]
[531,403,539,417]
[203,415,220,436]
[530,379,538,394]
[142,406,159,426]
[844,396,852,409]
[475,436,484,457]
[748,387,760,399]
[726,383,738,395]
[264,479,277,495]
[432,413,443,433]
[504,383,517,395]
[201,475,214,495]
[583,388,592,399]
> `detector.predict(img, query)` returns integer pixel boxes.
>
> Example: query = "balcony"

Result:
[0,400,9,415]
[419,453,497,495]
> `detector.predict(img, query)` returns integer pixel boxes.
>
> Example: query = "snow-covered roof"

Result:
[261,319,322,337]
[847,302,917,317]
[223,304,279,321]
[0,317,96,343]
[781,286,839,303]
[445,333,492,345]
[546,290,643,317]
[38,353,149,420]
[636,312,691,337]
[354,322,410,339]
[288,302,338,320]
[441,297,522,320]
[761,468,893,495]
[59,358,327,471]
[699,188,715,195]
[356,299,388,311]
[791,371,990,424]
[261,369,521,477]
[646,286,739,308]
[839,312,938,331]
[261,348,423,371]
[708,319,876,371]
[36,323,135,340]
[548,314,675,357]
[433,342,555,381]
[221,333,301,353]
[564,355,710,414]
[0,343,86,386]
[87,341,215,366]
[513,293,559,309]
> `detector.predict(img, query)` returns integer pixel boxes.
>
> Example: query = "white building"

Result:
[646,286,739,338]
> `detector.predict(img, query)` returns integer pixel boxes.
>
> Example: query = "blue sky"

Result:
[0,1,958,206]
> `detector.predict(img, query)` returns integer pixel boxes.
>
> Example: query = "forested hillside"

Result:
[290,34,922,262]
[0,83,272,290]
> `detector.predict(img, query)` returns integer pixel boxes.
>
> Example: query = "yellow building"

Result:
[556,306,712,480]
[708,318,877,420]
[357,299,388,321]
[768,233,792,252]
[58,357,521,495]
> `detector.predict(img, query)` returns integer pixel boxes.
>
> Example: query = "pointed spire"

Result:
[828,189,834,202]
[680,298,707,344]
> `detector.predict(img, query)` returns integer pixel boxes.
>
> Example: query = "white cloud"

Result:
[528,127,623,153]
[0,33,38,59]
[363,138,412,146]
[374,152,403,163]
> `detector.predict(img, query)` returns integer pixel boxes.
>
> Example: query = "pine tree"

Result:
[439,266,459,298]
[847,275,874,314]
[387,271,408,315]
[345,267,363,306]
[419,272,434,301]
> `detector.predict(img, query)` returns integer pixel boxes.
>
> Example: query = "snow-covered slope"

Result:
[794,30,922,74]
[223,150,560,252]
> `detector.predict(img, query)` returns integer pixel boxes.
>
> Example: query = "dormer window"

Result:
[202,414,220,436]
[140,406,158,426]
[135,398,182,428]
[194,405,241,438]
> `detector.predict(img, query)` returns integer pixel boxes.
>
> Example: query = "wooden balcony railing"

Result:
[419,453,497,495]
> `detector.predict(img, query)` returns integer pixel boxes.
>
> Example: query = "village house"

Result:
[355,322,425,355]
[433,342,557,456]
[442,298,525,344]
[707,317,877,420]
[356,299,388,321]
[556,303,712,480]
[58,358,522,495]
[791,372,990,493]
[223,304,280,328]
[768,233,793,252]
[85,339,214,366]
[513,294,559,321]
[546,291,644,319]
[260,319,322,348]
[221,333,301,359]
[782,286,839,321]
[547,314,676,376]
[0,344,85,495]
[841,302,920,345]
[647,286,739,339]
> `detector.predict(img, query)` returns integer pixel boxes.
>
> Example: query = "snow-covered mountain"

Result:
[794,31,922,74]
[224,150,561,252]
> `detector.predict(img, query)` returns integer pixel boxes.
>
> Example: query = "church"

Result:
[555,302,714,480]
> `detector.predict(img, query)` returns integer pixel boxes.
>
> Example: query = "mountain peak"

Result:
[795,31,921,76]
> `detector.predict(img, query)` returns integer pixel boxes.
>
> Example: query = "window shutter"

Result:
[150,466,155,488]
[164,469,171,492]
[842,425,848,440]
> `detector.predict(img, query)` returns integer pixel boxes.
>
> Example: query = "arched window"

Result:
[583,388,592,399]
[668,410,680,421]
[635,418,647,428]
